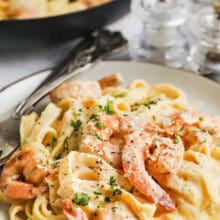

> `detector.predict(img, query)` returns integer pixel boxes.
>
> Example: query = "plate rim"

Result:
[0,68,50,93]
[0,60,219,94]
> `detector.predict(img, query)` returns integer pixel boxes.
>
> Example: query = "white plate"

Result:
[0,61,220,219]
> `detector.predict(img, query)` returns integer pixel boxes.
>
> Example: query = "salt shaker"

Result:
[130,0,190,68]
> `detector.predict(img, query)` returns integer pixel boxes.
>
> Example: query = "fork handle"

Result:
[13,30,127,119]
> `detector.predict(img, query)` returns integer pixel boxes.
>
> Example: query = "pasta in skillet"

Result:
[0,73,220,220]
[0,0,111,20]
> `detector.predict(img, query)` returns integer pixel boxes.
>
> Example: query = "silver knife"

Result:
[0,29,128,165]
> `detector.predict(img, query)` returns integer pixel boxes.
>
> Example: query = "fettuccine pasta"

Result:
[1,73,220,220]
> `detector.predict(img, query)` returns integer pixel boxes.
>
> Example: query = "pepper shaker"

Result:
[188,0,220,81]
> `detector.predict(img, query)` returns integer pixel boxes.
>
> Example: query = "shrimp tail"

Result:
[125,162,175,211]
[3,182,47,200]
[0,149,50,200]
[62,199,88,220]
[159,194,176,211]
[122,140,176,211]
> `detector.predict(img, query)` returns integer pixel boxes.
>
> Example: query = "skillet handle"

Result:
[13,30,127,119]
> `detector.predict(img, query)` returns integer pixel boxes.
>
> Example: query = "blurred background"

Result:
[1,0,220,87]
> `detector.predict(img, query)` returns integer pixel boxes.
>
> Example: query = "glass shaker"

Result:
[190,0,210,12]
[130,0,190,68]
[188,0,220,81]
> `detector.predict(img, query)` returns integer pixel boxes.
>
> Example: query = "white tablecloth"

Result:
[0,14,140,89]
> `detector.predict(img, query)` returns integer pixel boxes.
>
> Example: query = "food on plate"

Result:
[0,0,111,20]
[1,73,220,220]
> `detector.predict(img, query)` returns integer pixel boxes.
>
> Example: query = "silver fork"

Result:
[0,30,127,166]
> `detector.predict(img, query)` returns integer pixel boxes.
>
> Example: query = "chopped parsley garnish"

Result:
[93,191,102,196]
[179,126,185,131]
[73,192,90,206]
[114,92,127,98]
[104,100,115,115]
[113,188,122,196]
[90,113,105,129]
[96,121,105,129]
[199,140,207,145]
[173,133,180,144]
[216,142,220,147]
[199,117,204,122]
[71,119,82,131]
[131,102,141,111]
[97,205,104,208]
[93,133,102,141]
[55,154,62,160]
[152,115,156,121]
[77,109,82,116]
[127,124,132,128]
[108,177,122,197]
[93,191,102,198]
[24,136,30,144]
[109,176,116,189]
[52,133,57,145]
[104,197,111,203]
[132,100,158,111]
[90,114,99,120]
[94,106,101,114]
[112,206,118,212]
[63,138,69,151]
[143,100,158,109]
[192,129,198,133]
[53,161,59,168]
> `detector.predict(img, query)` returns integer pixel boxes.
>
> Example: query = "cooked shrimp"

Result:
[163,110,220,148]
[122,129,184,211]
[165,110,220,136]
[62,199,88,220]
[144,133,184,179]
[50,81,102,103]
[0,149,50,200]
[179,126,214,149]
[80,112,162,168]
[94,201,138,220]
[98,73,123,89]
[80,113,123,168]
